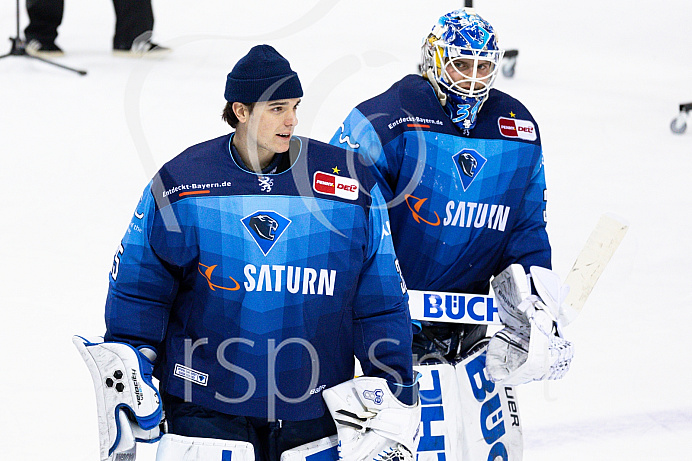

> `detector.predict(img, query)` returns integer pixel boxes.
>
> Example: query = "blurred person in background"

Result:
[24,0,168,57]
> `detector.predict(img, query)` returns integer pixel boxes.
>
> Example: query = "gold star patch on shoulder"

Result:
[509,111,516,118]
[332,166,340,174]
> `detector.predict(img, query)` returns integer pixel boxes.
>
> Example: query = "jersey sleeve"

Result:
[331,111,399,204]
[498,151,552,273]
[351,182,414,391]
[104,181,180,350]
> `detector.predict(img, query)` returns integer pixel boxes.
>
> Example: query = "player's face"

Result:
[246,98,300,156]
[445,57,493,89]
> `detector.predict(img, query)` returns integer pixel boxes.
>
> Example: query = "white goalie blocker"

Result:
[279,376,420,461]
[320,376,421,461]
[73,335,164,461]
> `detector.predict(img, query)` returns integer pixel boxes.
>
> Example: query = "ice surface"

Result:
[1,0,691,459]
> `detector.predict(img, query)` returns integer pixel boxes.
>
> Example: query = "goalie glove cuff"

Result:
[486,302,574,385]
[488,265,575,385]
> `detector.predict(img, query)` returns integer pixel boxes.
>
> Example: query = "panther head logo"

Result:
[463,23,488,46]
[249,214,279,241]
[458,152,478,178]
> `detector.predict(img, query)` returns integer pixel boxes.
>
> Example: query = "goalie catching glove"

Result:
[322,376,421,461]
[486,265,574,385]
[73,335,164,461]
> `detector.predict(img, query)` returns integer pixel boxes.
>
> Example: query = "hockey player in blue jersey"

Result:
[73,45,421,461]
[331,9,574,460]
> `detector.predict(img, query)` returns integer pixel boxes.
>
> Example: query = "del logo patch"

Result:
[498,117,537,141]
[313,172,359,200]
[241,210,291,256]
[452,148,487,191]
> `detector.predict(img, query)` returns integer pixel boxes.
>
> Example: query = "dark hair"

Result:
[222,102,254,128]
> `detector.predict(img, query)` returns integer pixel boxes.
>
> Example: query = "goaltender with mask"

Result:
[74,45,420,461]
[331,8,574,461]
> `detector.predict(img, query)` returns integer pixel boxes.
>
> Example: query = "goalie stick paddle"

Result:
[559,213,629,325]
[407,213,629,326]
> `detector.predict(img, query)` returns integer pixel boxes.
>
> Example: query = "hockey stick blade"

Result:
[560,213,629,325]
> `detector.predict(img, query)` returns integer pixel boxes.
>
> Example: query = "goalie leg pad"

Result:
[322,377,421,461]
[455,343,523,461]
[279,435,338,461]
[413,345,523,461]
[155,434,255,461]
[73,335,163,461]
[413,362,463,460]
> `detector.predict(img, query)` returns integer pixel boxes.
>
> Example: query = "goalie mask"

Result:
[421,8,504,130]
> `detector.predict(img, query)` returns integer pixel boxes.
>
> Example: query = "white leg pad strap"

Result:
[279,435,338,461]
[155,434,255,461]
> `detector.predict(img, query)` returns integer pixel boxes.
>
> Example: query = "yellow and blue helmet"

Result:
[421,8,504,104]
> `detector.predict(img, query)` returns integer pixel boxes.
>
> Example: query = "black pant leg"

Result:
[271,411,337,461]
[24,0,64,44]
[111,0,154,49]
[162,393,269,461]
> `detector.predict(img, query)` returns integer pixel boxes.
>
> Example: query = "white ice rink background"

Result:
[1,0,691,459]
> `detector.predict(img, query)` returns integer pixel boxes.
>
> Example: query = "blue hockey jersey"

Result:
[104,134,413,420]
[331,75,551,295]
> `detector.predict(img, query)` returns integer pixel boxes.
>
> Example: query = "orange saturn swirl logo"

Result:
[405,194,441,226]
[198,263,240,291]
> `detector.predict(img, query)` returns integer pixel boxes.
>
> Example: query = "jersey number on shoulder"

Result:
[395,258,407,295]
[111,243,124,281]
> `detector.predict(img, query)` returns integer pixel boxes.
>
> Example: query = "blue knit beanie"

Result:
[224,45,303,103]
